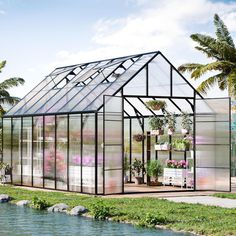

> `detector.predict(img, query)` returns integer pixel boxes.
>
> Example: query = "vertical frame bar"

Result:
[229,97,232,192]
[122,96,125,193]
[67,114,70,191]
[43,116,45,188]
[129,118,132,182]
[193,92,196,191]
[10,117,13,184]
[146,65,149,96]
[95,112,98,195]
[31,116,33,186]
[1,117,3,162]
[54,115,57,189]
[20,117,23,185]
[170,66,173,97]
[80,114,83,193]
[102,96,105,194]
[146,131,150,184]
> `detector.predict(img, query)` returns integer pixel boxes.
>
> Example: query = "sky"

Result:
[1,0,236,98]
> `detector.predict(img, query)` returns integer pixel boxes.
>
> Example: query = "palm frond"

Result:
[0,96,21,106]
[191,61,235,80]
[178,63,204,73]
[0,77,25,90]
[0,60,6,72]
[214,14,235,48]
[0,89,10,97]
[196,75,220,95]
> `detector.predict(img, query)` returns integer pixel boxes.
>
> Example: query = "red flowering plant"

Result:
[166,160,188,169]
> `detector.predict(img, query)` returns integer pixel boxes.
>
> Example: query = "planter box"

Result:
[154,144,170,151]
[163,168,187,187]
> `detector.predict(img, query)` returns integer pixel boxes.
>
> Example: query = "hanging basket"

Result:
[168,128,175,135]
[146,100,167,111]
[154,143,170,151]
[133,134,146,142]
[181,129,189,135]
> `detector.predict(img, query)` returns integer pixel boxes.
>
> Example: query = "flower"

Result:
[166,160,188,169]
[72,154,103,166]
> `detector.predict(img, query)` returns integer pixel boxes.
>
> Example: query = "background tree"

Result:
[0,60,24,116]
[178,14,236,98]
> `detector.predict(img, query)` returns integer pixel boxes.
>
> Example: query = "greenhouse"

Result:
[2,51,231,195]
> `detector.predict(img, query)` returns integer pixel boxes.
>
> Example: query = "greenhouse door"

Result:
[103,95,123,194]
[196,98,231,191]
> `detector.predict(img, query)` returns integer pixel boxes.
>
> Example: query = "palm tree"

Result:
[0,60,24,116]
[178,14,236,98]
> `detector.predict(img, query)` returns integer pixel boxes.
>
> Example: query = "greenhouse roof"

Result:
[5,51,200,117]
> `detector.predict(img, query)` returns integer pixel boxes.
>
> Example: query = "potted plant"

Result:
[154,141,171,151]
[133,133,146,142]
[181,112,192,134]
[0,162,11,183]
[148,117,164,135]
[172,138,191,151]
[130,158,145,185]
[164,112,176,135]
[147,160,163,186]
[145,100,167,111]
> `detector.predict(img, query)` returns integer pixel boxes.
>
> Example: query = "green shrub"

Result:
[30,197,51,210]
[138,213,169,227]
[91,202,113,220]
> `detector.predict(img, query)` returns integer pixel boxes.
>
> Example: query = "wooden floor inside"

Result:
[124,183,192,193]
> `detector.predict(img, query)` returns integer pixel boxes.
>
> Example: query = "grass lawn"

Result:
[0,185,236,236]
[213,193,236,199]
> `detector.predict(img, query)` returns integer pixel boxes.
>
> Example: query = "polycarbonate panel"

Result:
[3,118,11,167]
[84,54,156,112]
[44,116,56,189]
[56,115,68,190]
[172,68,194,97]
[33,116,43,187]
[69,114,81,192]
[104,96,123,194]
[123,68,146,95]
[196,168,215,190]
[12,118,21,184]
[22,117,32,186]
[64,61,125,113]
[196,98,230,191]
[82,114,95,194]
[148,55,170,96]
[104,170,123,194]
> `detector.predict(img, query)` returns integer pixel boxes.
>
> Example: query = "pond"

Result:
[0,204,192,236]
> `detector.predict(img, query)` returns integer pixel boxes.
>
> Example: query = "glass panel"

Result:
[82,114,95,193]
[56,115,68,190]
[196,168,215,190]
[3,118,11,167]
[44,116,55,189]
[105,169,122,194]
[33,116,43,187]
[104,121,122,145]
[69,114,81,192]
[215,168,230,191]
[22,117,32,186]
[148,55,170,96]
[12,118,21,184]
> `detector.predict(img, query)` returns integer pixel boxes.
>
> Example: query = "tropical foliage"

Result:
[0,60,24,115]
[178,14,236,97]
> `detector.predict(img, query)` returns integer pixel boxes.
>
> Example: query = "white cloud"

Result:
[0,9,5,15]
[46,0,236,98]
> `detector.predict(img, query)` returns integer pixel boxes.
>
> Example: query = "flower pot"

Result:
[133,134,145,142]
[168,128,175,135]
[148,181,162,186]
[134,176,143,185]
[150,129,164,136]
[181,129,189,135]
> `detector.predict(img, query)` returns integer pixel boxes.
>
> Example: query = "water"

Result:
[0,204,191,236]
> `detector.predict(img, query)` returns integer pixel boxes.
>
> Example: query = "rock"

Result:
[47,203,69,213]
[69,206,88,216]
[16,200,31,207]
[0,194,10,203]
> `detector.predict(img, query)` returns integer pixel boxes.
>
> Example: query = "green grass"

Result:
[213,193,236,199]
[0,185,236,236]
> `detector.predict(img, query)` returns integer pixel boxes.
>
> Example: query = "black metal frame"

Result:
[1,51,232,195]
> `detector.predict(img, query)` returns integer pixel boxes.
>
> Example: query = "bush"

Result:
[30,197,51,210]
[138,213,169,227]
[92,202,113,220]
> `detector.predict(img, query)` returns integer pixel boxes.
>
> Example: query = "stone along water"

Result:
[0,204,192,236]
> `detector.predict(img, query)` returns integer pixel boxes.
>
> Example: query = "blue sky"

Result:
[1,0,236,98]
